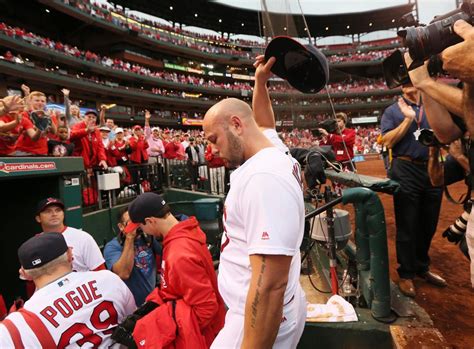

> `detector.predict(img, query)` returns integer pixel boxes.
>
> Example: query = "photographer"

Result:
[317,112,356,170]
[381,84,445,298]
[104,207,162,307]
[439,19,474,287]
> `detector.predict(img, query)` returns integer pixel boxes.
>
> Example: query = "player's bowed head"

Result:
[203,98,273,169]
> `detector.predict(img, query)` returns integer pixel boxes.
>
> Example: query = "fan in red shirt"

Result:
[128,125,149,165]
[15,91,58,156]
[0,95,39,156]
[318,112,356,170]
[70,110,107,170]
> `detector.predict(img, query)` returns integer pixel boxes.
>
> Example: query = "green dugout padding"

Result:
[0,157,84,305]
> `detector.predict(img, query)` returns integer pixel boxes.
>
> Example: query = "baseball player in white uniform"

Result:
[0,232,136,348]
[203,98,306,349]
[35,197,105,272]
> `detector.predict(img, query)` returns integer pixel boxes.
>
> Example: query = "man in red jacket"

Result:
[318,112,356,170]
[70,110,107,170]
[125,193,226,348]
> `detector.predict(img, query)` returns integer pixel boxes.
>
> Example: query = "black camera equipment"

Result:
[417,128,443,147]
[382,50,444,89]
[398,0,474,70]
[118,227,152,246]
[112,301,159,349]
[310,118,338,137]
[442,200,471,260]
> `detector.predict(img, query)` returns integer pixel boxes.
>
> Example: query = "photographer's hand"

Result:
[441,20,474,83]
[318,128,329,137]
[397,98,416,121]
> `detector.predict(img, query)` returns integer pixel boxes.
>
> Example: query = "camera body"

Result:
[310,118,338,137]
[417,128,443,147]
[382,0,473,88]
[398,1,473,69]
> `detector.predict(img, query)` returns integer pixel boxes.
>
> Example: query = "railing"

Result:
[80,159,229,213]
[80,162,164,213]
[163,159,229,196]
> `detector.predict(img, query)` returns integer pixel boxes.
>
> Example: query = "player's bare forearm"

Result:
[252,56,276,129]
[241,254,291,349]
[253,81,275,129]
[463,83,474,141]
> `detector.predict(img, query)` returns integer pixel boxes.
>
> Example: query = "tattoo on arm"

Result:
[250,256,266,328]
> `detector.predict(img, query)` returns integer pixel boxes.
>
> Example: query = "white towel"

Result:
[306,295,358,322]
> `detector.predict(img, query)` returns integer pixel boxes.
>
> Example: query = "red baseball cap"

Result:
[133,125,142,131]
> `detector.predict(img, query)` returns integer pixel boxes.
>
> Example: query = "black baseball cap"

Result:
[264,36,329,94]
[18,233,68,270]
[125,192,167,233]
[36,197,65,215]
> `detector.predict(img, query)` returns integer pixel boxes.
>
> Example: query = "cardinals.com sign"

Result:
[0,161,56,174]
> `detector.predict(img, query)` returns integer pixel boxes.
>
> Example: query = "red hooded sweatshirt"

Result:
[134,217,226,348]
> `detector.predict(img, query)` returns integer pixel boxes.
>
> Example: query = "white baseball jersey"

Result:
[262,128,290,154]
[0,270,136,348]
[218,135,305,314]
[62,226,105,271]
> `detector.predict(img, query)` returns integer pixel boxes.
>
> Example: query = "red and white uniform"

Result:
[59,227,105,272]
[211,132,306,349]
[0,270,136,348]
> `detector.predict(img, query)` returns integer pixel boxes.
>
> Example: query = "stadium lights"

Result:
[169,6,173,10]
[325,27,329,31]
[219,19,222,23]
[369,22,373,26]
[45,9,50,13]
[284,27,287,31]
[346,25,350,29]
[392,19,395,23]
[241,23,245,27]
[195,13,198,17]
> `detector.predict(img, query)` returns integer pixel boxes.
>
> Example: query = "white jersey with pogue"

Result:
[62,227,105,271]
[217,135,305,315]
[0,270,136,348]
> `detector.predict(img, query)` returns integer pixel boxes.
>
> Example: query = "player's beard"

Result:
[224,130,244,169]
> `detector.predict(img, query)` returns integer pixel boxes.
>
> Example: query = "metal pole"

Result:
[324,187,339,295]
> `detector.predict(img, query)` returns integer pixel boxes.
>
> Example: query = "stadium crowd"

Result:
[59,0,394,63]
[0,21,392,97]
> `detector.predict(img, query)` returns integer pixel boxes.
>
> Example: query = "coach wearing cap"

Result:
[34,197,105,272]
[0,233,135,348]
[125,192,226,347]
